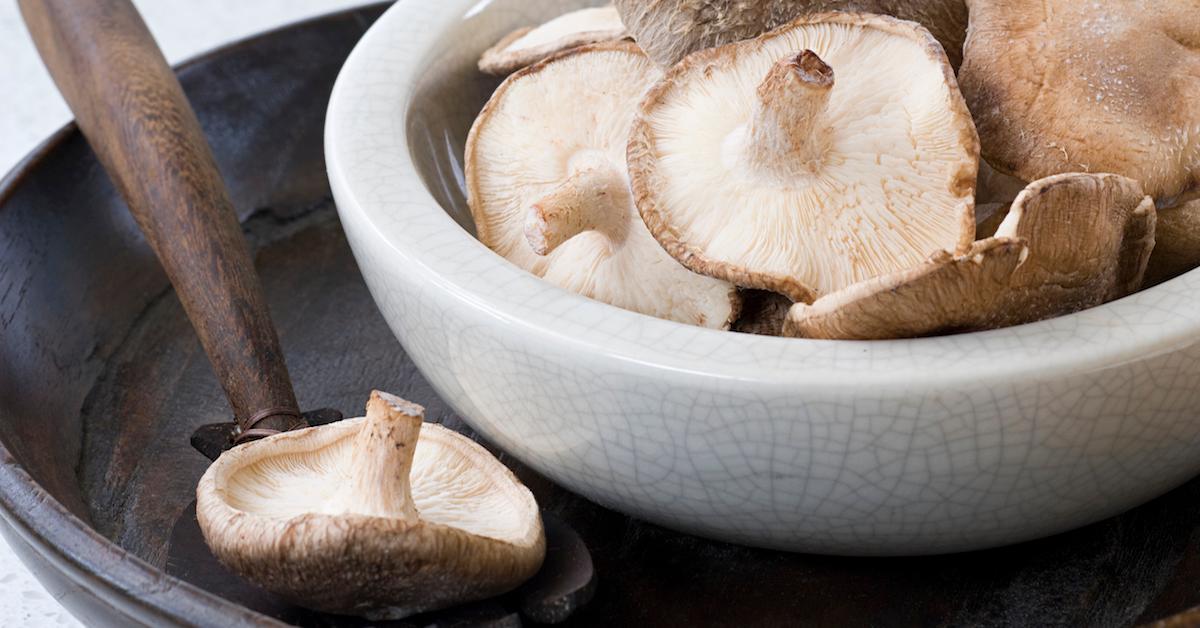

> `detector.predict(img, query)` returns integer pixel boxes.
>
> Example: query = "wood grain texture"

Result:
[18,0,299,433]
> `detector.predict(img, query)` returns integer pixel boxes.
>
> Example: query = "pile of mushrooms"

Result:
[466,0,1200,340]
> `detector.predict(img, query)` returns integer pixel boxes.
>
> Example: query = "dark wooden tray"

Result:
[2,4,1200,626]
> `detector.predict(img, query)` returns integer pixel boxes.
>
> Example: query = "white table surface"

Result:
[0,0,372,624]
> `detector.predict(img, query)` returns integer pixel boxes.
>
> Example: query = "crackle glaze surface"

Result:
[326,0,1200,555]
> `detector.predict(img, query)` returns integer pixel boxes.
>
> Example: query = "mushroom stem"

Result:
[747,50,834,173]
[349,391,423,521]
[524,167,630,255]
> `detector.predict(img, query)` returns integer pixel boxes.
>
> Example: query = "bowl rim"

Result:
[325,0,1200,390]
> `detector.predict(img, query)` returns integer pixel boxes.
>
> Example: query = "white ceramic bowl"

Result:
[326,0,1200,555]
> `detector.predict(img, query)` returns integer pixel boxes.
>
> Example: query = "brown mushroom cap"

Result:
[629,14,978,302]
[995,174,1156,303]
[467,42,740,328]
[478,5,627,76]
[196,392,545,619]
[959,0,1200,206]
[782,238,1029,339]
[1144,198,1200,287]
[785,173,1157,339]
[614,0,968,67]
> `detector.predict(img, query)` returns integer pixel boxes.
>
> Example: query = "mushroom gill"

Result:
[197,391,544,619]
[628,13,978,302]
[784,173,1157,340]
[467,41,740,328]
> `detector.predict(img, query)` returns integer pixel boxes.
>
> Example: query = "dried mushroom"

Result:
[997,175,1156,303]
[785,173,1157,340]
[959,0,1200,206]
[629,14,978,303]
[783,238,1028,339]
[614,0,968,67]
[1143,199,1200,287]
[467,42,739,328]
[479,5,626,76]
[196,391,545,619]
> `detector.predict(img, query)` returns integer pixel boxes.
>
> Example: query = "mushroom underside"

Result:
[222,421,531,538]
[197,393,544,619]
[629,14,978,302]
[783,238,1029,340]
[785,173,1157,340]
[467,42,739,328]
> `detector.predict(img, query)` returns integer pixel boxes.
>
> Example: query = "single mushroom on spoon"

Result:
[197,391,545,619]
[467,42,740,328]
[614,0,969,68]
[959,0,1200,207]
[629,14,979,303]
[478,5,627,76]
[784,173,1157,340]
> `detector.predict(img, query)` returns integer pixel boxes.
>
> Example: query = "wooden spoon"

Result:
[19,0,306,443]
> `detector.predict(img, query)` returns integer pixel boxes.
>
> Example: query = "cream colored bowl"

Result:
[326,0,1200,555]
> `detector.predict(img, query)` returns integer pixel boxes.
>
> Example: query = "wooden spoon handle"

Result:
[19,0,302,435]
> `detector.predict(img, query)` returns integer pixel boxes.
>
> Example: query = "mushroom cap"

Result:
[959,0,1200,206]
[1144,198,1200,287]
[785,173,1157,340]
[196,394,544,619]
[783,238,1029,339]
[629,13,978,302]
[613,0,968,67]
[467,42,740,328]
[994,173,1156,303]
[478,5,627,76]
